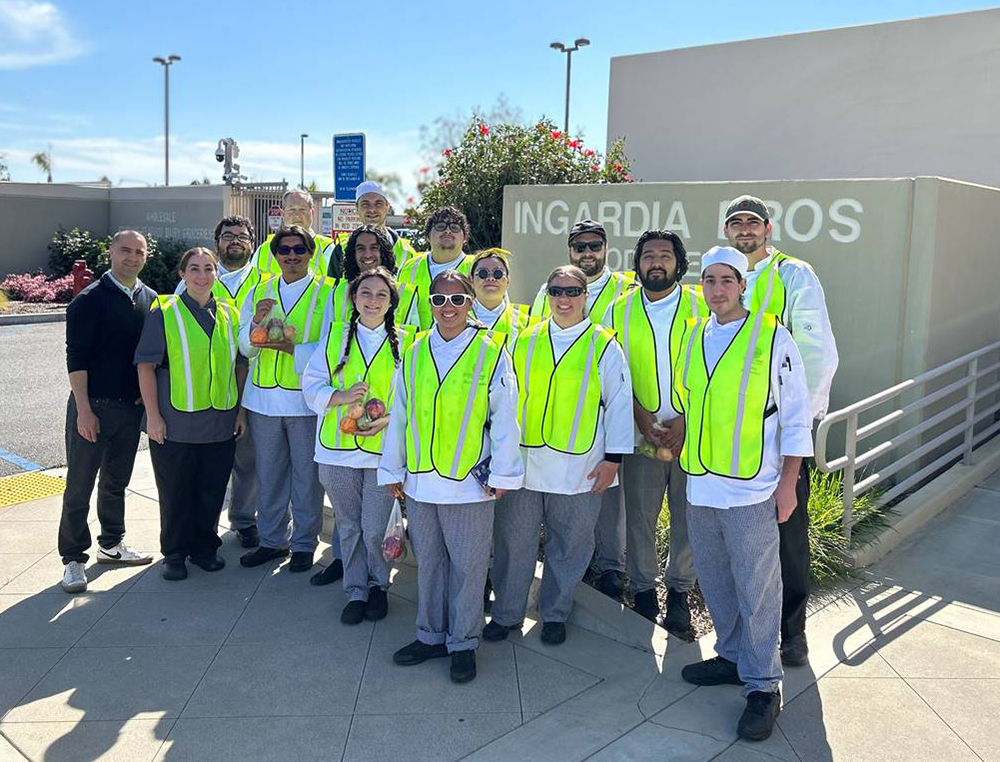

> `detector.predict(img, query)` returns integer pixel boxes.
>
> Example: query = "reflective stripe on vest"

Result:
[397,253,475,330]
[156,295,239,412]
[513,319,614,455]
[611,285,708,414]
[748,251,799,323]
[674,311,779,479]
[254,233,333,277]
[402,328,504,481]
[250,274,337,391]
[530,271,637,324]
[486,303,530,350]
[213,267,261,311]
[318,323,416,455]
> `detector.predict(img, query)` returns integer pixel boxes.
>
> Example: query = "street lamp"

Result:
[152,55,181,186]
[550,38,589,134]
[300,133,309,188]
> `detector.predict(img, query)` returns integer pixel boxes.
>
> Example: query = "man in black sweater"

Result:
[59,230,158,593]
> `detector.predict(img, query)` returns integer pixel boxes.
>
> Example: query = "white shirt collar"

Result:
[474,298,508,323]
[747,247,778,273]
[549,317,589,337]
[105,271,141,297]
[588,267,612,293]
[356,321,388,340]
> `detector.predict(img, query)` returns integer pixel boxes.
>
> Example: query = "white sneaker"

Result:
[96,542,153,566]
[61,561,88,593]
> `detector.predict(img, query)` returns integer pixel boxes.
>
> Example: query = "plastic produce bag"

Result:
[381,499,407,562]
[249,300,296,346]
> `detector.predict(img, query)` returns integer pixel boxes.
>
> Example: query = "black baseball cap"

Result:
[568,219,607,243]
[724,195,769,224]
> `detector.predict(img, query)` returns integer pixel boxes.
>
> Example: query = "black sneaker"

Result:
[162,557,187,581]
[633,589,660,623]
[365,587,388,621]
[393,640,449,666]
[240,546,288,568]
[598,570,625,600]
[189,554,225,572]
[482,619,520,642]
[781,633,809,667]
[310,558,344,586]
[681,656,745,686]
[450,650,477,683]
[236,525,259,548]
[664,588,691,634]
[341,600,366,625]
[540,621,566,645]
[738,690,781,741]
[288,551,314,573]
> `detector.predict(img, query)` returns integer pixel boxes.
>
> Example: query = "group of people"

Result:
[57,183,838,742]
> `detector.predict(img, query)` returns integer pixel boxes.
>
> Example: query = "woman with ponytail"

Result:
[302,266,416,624]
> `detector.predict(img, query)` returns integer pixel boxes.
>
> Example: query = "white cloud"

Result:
[0,1,88,69]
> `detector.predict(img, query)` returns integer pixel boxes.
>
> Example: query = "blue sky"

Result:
[0,0,995,198]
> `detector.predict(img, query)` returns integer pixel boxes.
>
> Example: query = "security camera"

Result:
[215,141,226,162]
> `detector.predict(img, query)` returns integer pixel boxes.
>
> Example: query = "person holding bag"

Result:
[378,270,523,683]
[303,267,415,624]
[135,247,248,580]
[486,265,633,646]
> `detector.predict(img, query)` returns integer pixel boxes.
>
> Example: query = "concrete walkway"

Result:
[1,455,998,761]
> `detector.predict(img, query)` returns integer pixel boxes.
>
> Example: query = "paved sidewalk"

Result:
[0,455,998,761]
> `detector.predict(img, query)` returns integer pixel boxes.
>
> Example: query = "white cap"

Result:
[701,246,748,279]
[354,180,387,201]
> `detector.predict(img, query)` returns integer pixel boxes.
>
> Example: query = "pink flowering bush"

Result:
[0,271,75,303]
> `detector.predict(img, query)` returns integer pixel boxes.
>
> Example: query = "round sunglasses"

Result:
[474,267,507,281]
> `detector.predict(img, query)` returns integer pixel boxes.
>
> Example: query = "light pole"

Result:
[152,55,181,185]
[300,133,309,188]
[550,38,589,134]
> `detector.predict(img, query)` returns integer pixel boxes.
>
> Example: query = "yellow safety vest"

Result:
[253,233,334,277]
[608,285,708,415]
[748,250,805,323]
[213,267,263,311]
[335,230,417,269]
[480,302,530,351]
[329,278,420,328]
[530,270,637,325]
[397,253,475,330]
[154,295,239,412]
[402,327,504,481]
[514,319,615,455]
[318,322,416,455]
[674,311,780,479]
[249,274,337,391]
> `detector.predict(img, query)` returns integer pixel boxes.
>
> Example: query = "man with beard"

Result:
[722,195,839,667]
[251,189,335,277]
[328,181,417,278]
[604,230,708,629]
[529,220,637,601]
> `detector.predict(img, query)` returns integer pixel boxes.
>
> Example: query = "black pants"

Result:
[150,437,235,560]
[779,459,812,641]
[58,395,143,564]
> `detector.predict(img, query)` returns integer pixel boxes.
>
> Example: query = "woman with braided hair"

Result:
[303,266,416,624]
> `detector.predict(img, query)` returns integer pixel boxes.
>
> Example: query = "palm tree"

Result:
[31,151,52,182]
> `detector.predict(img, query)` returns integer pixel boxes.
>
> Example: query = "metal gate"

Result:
[226,182,287,244]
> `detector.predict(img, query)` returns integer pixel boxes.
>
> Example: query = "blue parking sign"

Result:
[333,133,366,202]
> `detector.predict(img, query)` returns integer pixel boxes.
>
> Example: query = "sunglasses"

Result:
[572,241,605,253]
[432,222,464,233]
[547,285,585,298]
[429,293,473,308]
[474,268,507,281]
[276,245,308,256]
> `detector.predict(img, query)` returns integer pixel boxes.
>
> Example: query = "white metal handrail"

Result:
[815,339,1000,541]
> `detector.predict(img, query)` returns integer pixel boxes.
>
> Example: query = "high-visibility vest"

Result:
[402,327,504,481]
[397,253,475,329]
[213,267,263,311]
[513,319,615,455]
[318,322,416,455]
[335,230,417,269]
[249,274,337,391]
[153,295,239,412]
[480,302,530,350]
[329,278,420,328]
[253,233,334,277]
[530,270,637,325]
[674,311,780,479]
[608,285,708,415]
[747,250,805,323]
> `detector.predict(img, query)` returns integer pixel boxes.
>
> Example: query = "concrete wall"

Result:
[0,183,110,277]
[110,185,228,250]
[607,9,1000,189]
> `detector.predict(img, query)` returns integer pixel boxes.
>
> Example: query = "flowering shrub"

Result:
[408,118,634,250]
[0,272,75,303]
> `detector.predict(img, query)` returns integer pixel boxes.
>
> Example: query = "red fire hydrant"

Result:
[72,260,94,297]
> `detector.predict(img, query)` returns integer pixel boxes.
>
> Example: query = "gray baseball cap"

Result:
[724,195,769,223]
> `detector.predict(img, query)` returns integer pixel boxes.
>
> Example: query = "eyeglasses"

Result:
[547,285,585,298]
[276,245,308,256]
[474,268,507,281]
[219,232,252,243]
[429,293,473,308]
[572,241,605,253]
[432,222,464,233]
